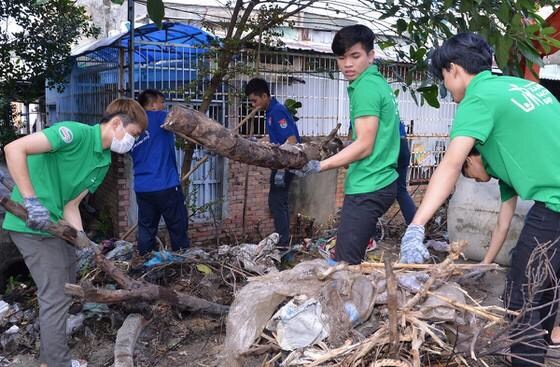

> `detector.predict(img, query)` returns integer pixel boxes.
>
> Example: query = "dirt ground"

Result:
[3,218,560,366]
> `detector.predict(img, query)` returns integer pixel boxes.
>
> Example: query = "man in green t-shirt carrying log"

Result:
[296,24,400,265]
[401,32,560,366]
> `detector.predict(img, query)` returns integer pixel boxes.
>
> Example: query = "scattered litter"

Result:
[0,301,9,320]
[266,296,328,350]
[105,240,135,261]
[218,233,281,274]
[4,325,19,334]
[144,250,185,267]
[66,313,85,335]
[426,239,451,252]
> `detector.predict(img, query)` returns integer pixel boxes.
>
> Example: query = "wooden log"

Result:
[64,283,229,315]
[114,314,149,367]
[0,192,90,249]
[163,105,342,170]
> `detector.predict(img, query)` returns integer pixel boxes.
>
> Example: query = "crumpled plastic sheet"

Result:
[397,272,430,293]
[222,259,329,363]
[105,240,135,260]
[222,259,377,364]
[218,233,281,274]
[266,296,329,351]
[420,282,466,323]
[426,239,451,252]
[143,250,185,267]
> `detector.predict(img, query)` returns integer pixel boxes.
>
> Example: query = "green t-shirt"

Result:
[450,71,560,212]
[2,122,111,235]
[345,65,399,195]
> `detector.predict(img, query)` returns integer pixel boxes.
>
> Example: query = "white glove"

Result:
[399,224,430,264]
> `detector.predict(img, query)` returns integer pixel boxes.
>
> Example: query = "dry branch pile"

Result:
[221,241,521,367]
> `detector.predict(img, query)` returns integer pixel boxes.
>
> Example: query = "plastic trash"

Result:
[66,313,85,335]
[143,250,184,267]
[0,301,9,320]
[105,240,135,261]
[4,325,19,334]
[420,282,466,322]
[266,296,328,350]
[426,239,451,252]
[397,272,430,293]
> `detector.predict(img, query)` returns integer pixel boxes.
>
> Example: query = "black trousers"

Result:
[335,181,397,264]
[269,170,295,246]
[505,202,560,366]
[136,185,190,255]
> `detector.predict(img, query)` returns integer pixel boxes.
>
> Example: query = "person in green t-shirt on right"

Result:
[400,32,560,366]
[295,24,400,265]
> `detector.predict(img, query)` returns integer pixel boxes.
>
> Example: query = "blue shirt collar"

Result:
[266,97,279,114]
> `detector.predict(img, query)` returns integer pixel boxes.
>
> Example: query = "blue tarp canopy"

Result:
[71,22,215,64]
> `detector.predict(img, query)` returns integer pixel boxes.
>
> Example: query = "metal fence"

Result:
[46,40,456,222]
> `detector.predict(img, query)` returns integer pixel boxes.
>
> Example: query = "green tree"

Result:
[0,0,98,148]
[370,0,560,106]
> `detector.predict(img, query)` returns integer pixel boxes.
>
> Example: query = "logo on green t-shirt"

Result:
[58,126,74,143]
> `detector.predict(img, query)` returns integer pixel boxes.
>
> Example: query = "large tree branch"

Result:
[233,0,260,40]
[164,105,342,169]
[65,284,229,315]
[242,1,319,41]
[226,0,245,39]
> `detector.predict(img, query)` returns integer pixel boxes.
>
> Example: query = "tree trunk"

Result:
[164,106,342,170]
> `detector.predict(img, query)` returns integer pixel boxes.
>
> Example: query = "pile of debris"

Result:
[223,241,510,367]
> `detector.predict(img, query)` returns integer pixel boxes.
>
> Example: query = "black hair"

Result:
[429,32,493,81]
[331,25,374,56]
[137,89,165,108]
[461,146,481,176]
[245,78,270,97]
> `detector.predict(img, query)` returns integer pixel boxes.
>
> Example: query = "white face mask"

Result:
[110,125,136,154]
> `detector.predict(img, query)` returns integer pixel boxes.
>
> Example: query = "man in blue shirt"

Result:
[245,78,301,246]
[131,89,190,255]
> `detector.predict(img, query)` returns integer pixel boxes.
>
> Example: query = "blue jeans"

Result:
[397,138,416,224]
[505,202,560,366]
[136,185,190,255]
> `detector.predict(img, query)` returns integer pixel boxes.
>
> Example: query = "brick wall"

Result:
[188,160,275,245]
[335,167,346,209]
[92,153,130,238]
[93,158,347,246]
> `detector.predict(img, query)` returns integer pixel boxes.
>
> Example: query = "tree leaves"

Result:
[147,0,165,28]
[373,0,560,107]
[417,85,440,108]
[111,0,125,5]
[1,0,98,102]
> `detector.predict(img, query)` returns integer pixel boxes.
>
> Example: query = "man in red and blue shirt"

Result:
[245,78,301,246]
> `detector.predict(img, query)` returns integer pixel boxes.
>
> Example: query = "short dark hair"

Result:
[331,25,374,56]
[461,146,481,176]
[138,89,165,108]
[245,78,270,97]
[429,32,493,81]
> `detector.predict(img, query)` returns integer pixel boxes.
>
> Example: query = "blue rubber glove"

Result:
[23,197,52,230]
[293,160,321,177]
[399,224,430,264]
[274,170,286,188]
